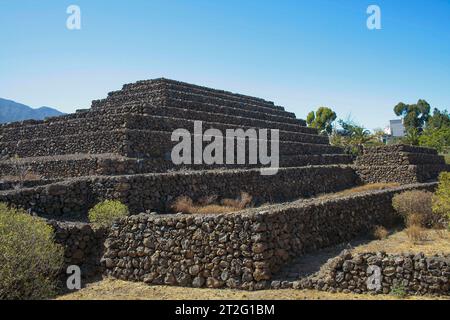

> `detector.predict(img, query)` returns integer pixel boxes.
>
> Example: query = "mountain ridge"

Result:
[0,98,64,124]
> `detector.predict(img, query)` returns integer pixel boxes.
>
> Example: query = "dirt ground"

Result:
[58,278,447,300]
[59,229,449,300]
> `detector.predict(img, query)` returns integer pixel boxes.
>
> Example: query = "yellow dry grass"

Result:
[171,192,252,214]
[333,183,401,197]
[58,278,447,301]
[352,229,450,255]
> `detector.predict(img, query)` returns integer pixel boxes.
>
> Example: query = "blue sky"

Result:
[1,0,450,130]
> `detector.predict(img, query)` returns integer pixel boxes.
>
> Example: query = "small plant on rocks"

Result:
[390,283,407,298]
[88,200,129,227]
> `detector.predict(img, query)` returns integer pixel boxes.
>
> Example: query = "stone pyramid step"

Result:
[0,129,342,158]
[92,81,295,118]
[0,112,323,144]
[0,153,354,179]
[120,78,281,110]
[0,165,358,216]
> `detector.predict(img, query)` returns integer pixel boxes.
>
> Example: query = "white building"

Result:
[382,119,406,143]
[388,119,406,137]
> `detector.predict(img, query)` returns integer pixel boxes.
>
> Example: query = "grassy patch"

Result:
[171,192,253,214]
[352,229,449,255]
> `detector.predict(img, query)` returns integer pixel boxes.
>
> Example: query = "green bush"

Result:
[88,200,129,227]
[392,190,439,228]
[432,172,450,229]
[0,203,64,300]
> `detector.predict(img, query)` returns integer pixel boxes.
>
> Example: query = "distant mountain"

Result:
[0,98,64,124]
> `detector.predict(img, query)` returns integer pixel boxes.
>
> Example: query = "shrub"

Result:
[373,226,389,240]
[88,200,129,227]
[171,192,253,215]
[405,225,428,243]
[0,203,64,300]
[221,192,253,210]
[392,190,438,228]
[432,172,450,229]
[171,196,194,214]
[406,213,423,227]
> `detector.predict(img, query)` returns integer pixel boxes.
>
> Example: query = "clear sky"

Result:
[1,0,450,130]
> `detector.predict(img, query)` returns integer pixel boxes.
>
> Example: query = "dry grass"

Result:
[171,192,253,214]
[434,228,448,239]
[319,183,400,199]
[57,279,447,301]
[405,225,429,244]
[392,190,436,228]
[352,229,449,255]
[373,226,389,240]
[338,183,400,195]
[406,213,423,227]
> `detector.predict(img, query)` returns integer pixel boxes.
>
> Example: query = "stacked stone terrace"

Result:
[355,144,449,184]
[0,78,357,216]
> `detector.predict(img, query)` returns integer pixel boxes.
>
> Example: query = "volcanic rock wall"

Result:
[355,145,448,184]
[0,166,359,217]
[101,183,436,290]
[299,250,449,296]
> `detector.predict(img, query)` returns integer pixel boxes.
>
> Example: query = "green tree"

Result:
[403,128,421,146]
[331,120,372,156]
[394,100,431,132]
[426,108,450,130]
[306,107,337,135]
[419,127,450,153]
[432,172,450,230]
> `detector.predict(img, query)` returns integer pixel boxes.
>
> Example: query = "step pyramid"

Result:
[355,144,449,184]
[0,78,358,216]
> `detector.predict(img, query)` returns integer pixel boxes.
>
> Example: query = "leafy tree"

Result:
[394,100,431,132]
[426,108,450,130]
[331,120,372,156]
[403,128,420,146]
[419,127,450,153]
[306,107,337,135]
[432,172,450,230]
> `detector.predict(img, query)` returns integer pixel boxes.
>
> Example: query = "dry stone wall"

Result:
[298,250,449,296]
[101,183,436,290]
[47,220,107,278]
[355,145,448,184]
[0,153,353,180]
[0,166,359,217]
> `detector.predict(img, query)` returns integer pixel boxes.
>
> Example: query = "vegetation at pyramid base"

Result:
[0,203,64,300]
